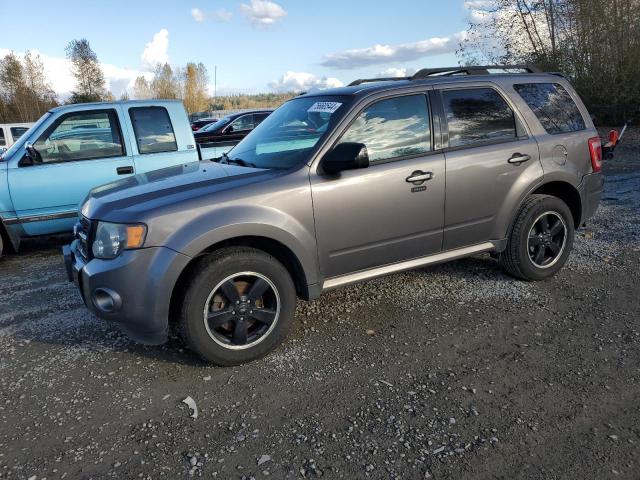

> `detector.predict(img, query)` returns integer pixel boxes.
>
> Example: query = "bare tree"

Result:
[65,38,107,103]
[459,0,640,123]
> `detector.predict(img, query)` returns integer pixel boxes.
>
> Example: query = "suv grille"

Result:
[75,216,92,261]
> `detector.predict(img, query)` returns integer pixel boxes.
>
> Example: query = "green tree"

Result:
[151,63,180,99]
[65,38,107,103]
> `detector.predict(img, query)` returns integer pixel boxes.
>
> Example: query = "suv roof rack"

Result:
[348,65,542,86]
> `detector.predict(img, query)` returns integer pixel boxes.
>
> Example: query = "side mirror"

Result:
[18,143,37,166]
[322,142,369,175]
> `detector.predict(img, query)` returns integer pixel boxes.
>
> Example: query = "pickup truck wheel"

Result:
[179,247,296,366]
[499,194,574,281]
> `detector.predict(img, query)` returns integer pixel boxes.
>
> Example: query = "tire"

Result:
[0,233,3,259]
[179,247,296,366]
[499,194,575,281]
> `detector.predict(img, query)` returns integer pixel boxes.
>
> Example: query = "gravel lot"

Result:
[1,129,639,480]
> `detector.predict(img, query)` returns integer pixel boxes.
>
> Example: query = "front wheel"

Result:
[499,194,575,281]
[179,247,296,365]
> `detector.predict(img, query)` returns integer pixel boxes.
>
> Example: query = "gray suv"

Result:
[64,65,604,365]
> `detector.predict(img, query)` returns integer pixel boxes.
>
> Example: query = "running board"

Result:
[322,242,495,291]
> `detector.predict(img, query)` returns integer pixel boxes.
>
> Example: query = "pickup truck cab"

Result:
[0,100,198,256]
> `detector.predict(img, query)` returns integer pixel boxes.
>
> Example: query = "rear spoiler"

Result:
[602,122,628,160]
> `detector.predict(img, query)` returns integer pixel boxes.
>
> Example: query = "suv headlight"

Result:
[92,222,147,259]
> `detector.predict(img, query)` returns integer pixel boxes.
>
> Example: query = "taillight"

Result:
[588,137,602,172]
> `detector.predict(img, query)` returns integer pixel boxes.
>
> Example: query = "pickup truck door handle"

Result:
[117,166,134,175]
[406,171,434,184]
[508,153,531,165]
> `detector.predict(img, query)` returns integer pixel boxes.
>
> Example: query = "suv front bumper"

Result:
[63,240,191,345]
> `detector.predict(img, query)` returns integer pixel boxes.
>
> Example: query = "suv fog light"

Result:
[93,288,123,313]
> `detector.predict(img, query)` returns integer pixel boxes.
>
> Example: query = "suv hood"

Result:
[81,160,274,221]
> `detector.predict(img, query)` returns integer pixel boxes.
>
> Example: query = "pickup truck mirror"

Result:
[322,142,369,175]
[19,143,38,167]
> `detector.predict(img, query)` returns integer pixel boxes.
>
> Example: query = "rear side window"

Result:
[514,83,585,134]
[10,127,28,141]
[339,94,431,164]
[442,88,517,148]
[129,107,178,154]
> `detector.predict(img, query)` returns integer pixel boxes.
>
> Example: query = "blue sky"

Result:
[0,0,475,97]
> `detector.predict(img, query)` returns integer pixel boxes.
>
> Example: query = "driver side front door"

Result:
[8,108,134,236]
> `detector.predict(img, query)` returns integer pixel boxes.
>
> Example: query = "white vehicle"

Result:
[0,123,33,152]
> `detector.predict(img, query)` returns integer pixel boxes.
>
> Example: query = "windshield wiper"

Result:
[217,152,257,168]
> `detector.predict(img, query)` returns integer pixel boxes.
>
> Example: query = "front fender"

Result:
[161,205,320,287]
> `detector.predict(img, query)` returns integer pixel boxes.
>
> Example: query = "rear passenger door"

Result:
[127,105,196,174]
[436,85,542,250]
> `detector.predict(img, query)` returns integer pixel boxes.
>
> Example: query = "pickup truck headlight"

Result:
[92,222,147,259]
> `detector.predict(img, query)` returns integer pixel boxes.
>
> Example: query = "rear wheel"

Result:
[499,194,574,281]
[179,247,296,365]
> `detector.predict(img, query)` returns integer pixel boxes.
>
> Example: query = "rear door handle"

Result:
[117,166,134,175]
[508,153,531,165]
[406,171,434,184]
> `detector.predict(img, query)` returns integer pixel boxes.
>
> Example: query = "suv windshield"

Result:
[201,117,230,132]
[224,96,351,170]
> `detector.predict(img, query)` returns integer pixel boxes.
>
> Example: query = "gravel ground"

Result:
[0,129,639,480]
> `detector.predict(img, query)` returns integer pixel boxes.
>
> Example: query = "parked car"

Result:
[0,123,33,152]
[64,65,604,365]
[0,100,198,257]
[191,117,218,132]
[195,110,272,160]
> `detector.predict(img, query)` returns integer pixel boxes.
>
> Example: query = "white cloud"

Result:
[0,48,151,100]
[212,8,233,22]
[321,33,466,69]
[269,71,344,92]
[240,0,287,28]
[141,29,169,69]
[377,67,416,78]
[191,8,206,22]
[192,7,232,23]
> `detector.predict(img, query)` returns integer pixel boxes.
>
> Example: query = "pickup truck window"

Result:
[10,127,29,142]
[33,110,124,164]
[129,106,178,154]
[0,128,5,147]
[338,94,431,165]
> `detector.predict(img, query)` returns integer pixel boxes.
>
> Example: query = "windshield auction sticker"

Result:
[307,102,342,114]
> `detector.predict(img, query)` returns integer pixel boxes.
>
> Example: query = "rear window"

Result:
[442,88,517,148]
[514,83,585,134]
[129,106,178,154]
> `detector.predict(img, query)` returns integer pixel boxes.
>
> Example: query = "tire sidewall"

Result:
[516,197,574,281]
[182,250,296,365]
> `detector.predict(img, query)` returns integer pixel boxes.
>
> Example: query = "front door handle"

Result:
[406,170,434,184]
[117,166,134,175]
[508,153,531,165]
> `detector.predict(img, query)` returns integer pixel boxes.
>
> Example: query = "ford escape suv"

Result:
[63,65,604,365]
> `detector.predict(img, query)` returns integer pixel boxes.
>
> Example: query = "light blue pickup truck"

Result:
[0,100,199,257]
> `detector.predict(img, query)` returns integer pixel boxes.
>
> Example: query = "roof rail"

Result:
[348,76,410,87]
[348,65,542,87]
[411,65,541,79]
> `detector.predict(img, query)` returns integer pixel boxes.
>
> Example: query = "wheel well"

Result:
[531,182,582,227]
[169,236,309,326]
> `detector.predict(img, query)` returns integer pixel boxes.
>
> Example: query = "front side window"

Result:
[443,88,517,148]
[229,114,255,132]
[33,110,124,163]
[514,83,586,134]
[227,95,351,170]
[129,106,178,154]
[10,127,28,141]
[338,94,431,164]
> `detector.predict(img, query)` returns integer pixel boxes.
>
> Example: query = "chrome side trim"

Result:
[3,211,77,225]
[322,242,495,291]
